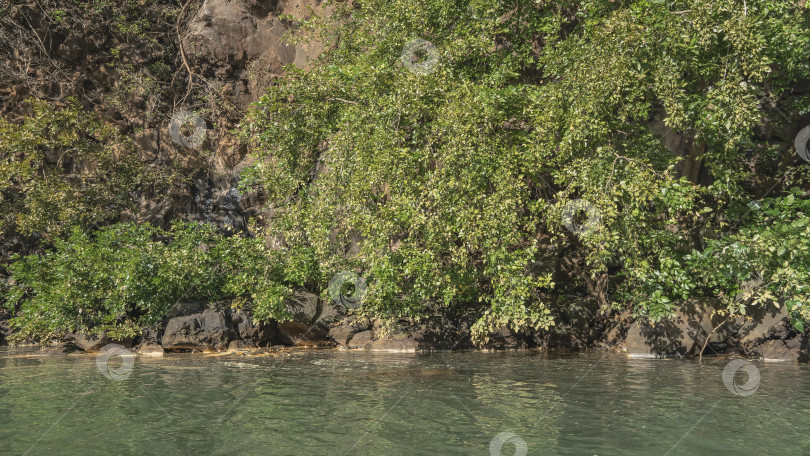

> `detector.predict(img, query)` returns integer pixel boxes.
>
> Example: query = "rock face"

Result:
[67,332,134,352]
[159,304,283,351]
[623,301,807,360]
[183,0,325,107]
[735,306,790,345]
[275,322,329,346]
[755,338,801,362]
[274,290,340,346]
[137,343,165,357]
[230,309,276,346]
[162,308,238,351]
[328,315,475,351]
[624,301,736,358]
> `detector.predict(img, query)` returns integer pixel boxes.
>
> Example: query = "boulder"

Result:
[228,339,250,351]
[484,327,528,350]
[327,324,357,346]
[276,321,329,346]
[161,308,238,351]
[137,343,165,357]
[625,301,734,358]
[229,309,275,346]
[368,331,420,352]
[735,305,790,346]
[285,290,342,326]
[755,338,800,362]
[346,330,375,350]
[67,332,134,352]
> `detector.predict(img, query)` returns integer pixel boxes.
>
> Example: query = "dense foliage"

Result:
[0,99,180,242]
[2,0,810,344]
[4,223,315,341]
[241,0,810,342]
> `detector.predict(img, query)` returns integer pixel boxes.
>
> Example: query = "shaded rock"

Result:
[735,305,790,346]
[485,327,528,350]
[139,329,161,345]
[39,343,75,355]
[327,324,357,346]
[137,343,165,357]
[368,332,420,351]
[625,301,735,358]
[330,314,473,351]
[399,315,473,350]
[346,330,375,350]
[162,308,237,351]
[163,300,210,321]
[229,309,276,346]
[0,317,11,346]
[286,290,320,323]
[276,321,329,346]
[67,332,134,352]
[604,322,626,347]
[228,339,250,351]
[284,290,342,326]
[756,339,799,362]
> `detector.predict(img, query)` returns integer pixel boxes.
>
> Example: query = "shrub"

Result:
[3,223,311,341]
[240,0,810,342]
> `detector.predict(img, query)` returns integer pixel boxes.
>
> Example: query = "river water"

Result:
[0,348,808,455]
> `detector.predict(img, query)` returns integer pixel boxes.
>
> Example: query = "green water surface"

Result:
[0,348,808,455]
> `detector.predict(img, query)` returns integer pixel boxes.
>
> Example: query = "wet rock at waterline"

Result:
[66,332,134,352]
[230,309,276,346]
[755,338,801,362]
[275,321,329,346]
[161,309,239,351]
[137,343,165,357]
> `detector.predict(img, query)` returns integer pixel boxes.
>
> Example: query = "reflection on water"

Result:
[1,348,809,455]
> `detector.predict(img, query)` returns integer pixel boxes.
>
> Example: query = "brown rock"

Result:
[276,321,328,346]
[137,343,165,357]
[735,306,790,345]
[162,308,238,351]
[347,330,375,350]
[67,332,134,352]
[327,324,357,346]
[757,339,799,362]
[369,331,420,352]
[230,309,275,346]
[625,301,735,358]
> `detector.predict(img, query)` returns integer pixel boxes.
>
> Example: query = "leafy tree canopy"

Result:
[241,0,810,342]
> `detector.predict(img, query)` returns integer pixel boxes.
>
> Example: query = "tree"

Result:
[241,0,810,343]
